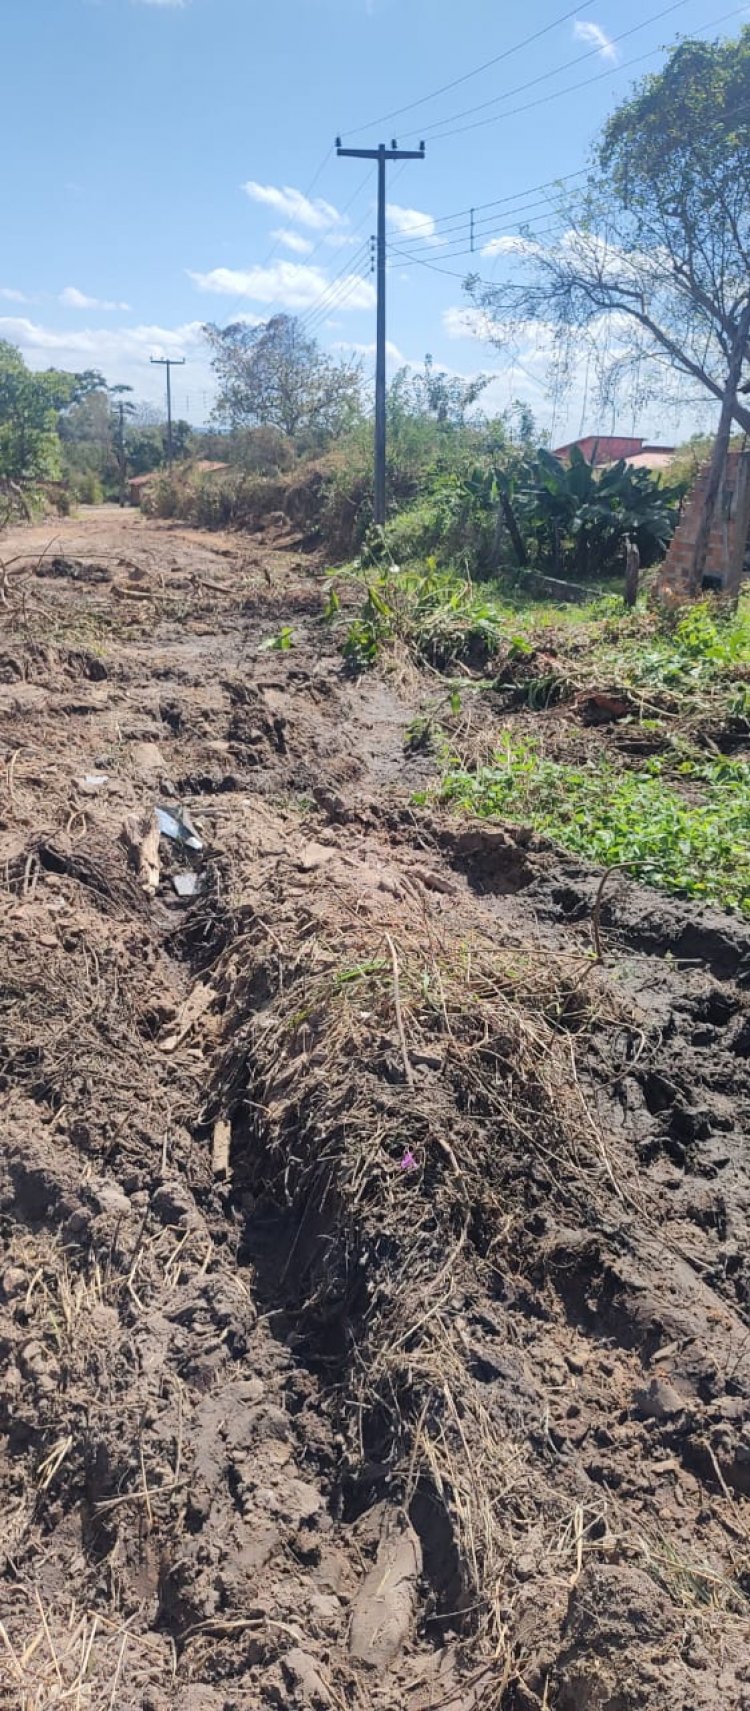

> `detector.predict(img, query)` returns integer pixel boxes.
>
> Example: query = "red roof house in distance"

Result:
[553,434,675,470]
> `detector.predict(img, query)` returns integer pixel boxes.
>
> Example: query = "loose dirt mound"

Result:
[2,509,750,1710]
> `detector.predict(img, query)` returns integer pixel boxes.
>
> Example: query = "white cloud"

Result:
[243,182,343,231]
[573,20,618,61]
[481,234,540,260]
[332,339,405,364]
[60,286,132,312]
[0,316,209,400]
[271,228,314,256]
[188,261,375,312]
[0,315,204,358]
[442,306,499,342]
[0,287,28,303]
[387,204,441,246]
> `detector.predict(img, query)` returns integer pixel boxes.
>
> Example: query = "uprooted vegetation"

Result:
[3,508,750,1711]
[330,556,750,915]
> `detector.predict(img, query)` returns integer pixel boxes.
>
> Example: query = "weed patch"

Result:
[436,739,750,915]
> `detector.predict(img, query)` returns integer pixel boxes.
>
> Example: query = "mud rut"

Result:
[2,509,750,1710]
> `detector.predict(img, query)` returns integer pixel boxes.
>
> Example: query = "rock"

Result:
[555,1563,719,1710]
[151,1180,201,1227]
[130,741,166,776]
[281,1649,332,1707]
[1,1266,27,1300]
[298,842,337,872]
[349,1514,422,1670]
[633,1377,685,1420]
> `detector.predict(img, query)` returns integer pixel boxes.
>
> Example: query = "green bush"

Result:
[71,470,104,505]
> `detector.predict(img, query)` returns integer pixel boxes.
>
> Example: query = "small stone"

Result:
[633,1377,685,1421]
[1,1266,27,1300]
[281,1647,331,1707]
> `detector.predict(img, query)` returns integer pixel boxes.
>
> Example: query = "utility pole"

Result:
[150,356,186,470]
[336,137,425,524]
[117,401,127,506]
[108,382,133,507]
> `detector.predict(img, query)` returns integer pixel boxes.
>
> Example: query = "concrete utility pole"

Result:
[336,137,425,524]
[117,401,127,507]
[150,356,186,469]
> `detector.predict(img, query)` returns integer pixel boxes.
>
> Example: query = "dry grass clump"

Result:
[0,871,200,1149]
[210,896,614,1643]
[0,1592,172,1711]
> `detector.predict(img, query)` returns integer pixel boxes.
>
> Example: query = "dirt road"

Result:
[2,507,750,1710]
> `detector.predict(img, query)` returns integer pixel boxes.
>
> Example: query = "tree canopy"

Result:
[0,342,102,486]
[204,314,364,448]
[469,28,750,431]
[388,355,491,428]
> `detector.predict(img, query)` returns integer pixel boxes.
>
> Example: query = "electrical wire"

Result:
[298,239,372,323]
[388,218,564,267]
[305,268,375,335]
[298,240,373,334]
[409,0,693,141]
[209,144,338,326]
[377,168,589,245]
[303,270,373,337]
[387,196,572,258]
[338,0,598,137]
[420,2,749,140]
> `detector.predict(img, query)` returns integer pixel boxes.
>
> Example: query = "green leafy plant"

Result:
[440,736,750,915]
[259,624,295,652]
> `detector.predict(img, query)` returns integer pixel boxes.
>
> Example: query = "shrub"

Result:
[71,470,104,505]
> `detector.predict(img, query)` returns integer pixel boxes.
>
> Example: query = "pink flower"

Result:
[399,1149,418,1173]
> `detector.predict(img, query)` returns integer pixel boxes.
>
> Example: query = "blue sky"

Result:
[0,0,739,437]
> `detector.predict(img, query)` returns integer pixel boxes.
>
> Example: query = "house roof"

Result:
[552,434,675,468]
[621,449,676,471]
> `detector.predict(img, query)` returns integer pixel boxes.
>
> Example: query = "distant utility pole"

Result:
[150,355,186,469]
[108,382,134,507]
[117,401,127,506]
[336,137,425,524]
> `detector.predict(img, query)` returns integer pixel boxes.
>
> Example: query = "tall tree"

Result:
[204,314,364,448]
[469,31,750,435]
[0,342,100,486]
[388,355,491,427]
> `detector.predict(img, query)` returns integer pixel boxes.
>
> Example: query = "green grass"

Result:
[336,556,750,734]
[435,738,750,916]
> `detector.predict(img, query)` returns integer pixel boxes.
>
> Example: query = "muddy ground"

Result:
[2,506,750,1710]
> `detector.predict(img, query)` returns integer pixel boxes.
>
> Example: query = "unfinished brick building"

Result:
[659,449,750,599]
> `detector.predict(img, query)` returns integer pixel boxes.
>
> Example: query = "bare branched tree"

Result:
[469,32,750,434]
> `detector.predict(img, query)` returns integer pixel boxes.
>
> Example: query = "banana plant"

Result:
[516,445,680,577]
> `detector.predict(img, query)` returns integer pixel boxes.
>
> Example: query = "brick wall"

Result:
[658,450,750,599]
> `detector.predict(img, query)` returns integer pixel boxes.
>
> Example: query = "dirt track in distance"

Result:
[2,505,750,1711]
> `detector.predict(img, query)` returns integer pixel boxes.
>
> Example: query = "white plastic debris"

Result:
[172,872,203,898]
[156,807,203,852]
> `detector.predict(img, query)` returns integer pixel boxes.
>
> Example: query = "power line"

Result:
[420,2,748,140]
[213,144,337,326]
[301,244,374,335]
[388,216,564,267]
[338,0,597,137]
[410,0,693,141]
[389,195,575,258]
[298,239,373,330]
[304,268,375,336]
[379,168,588,245]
